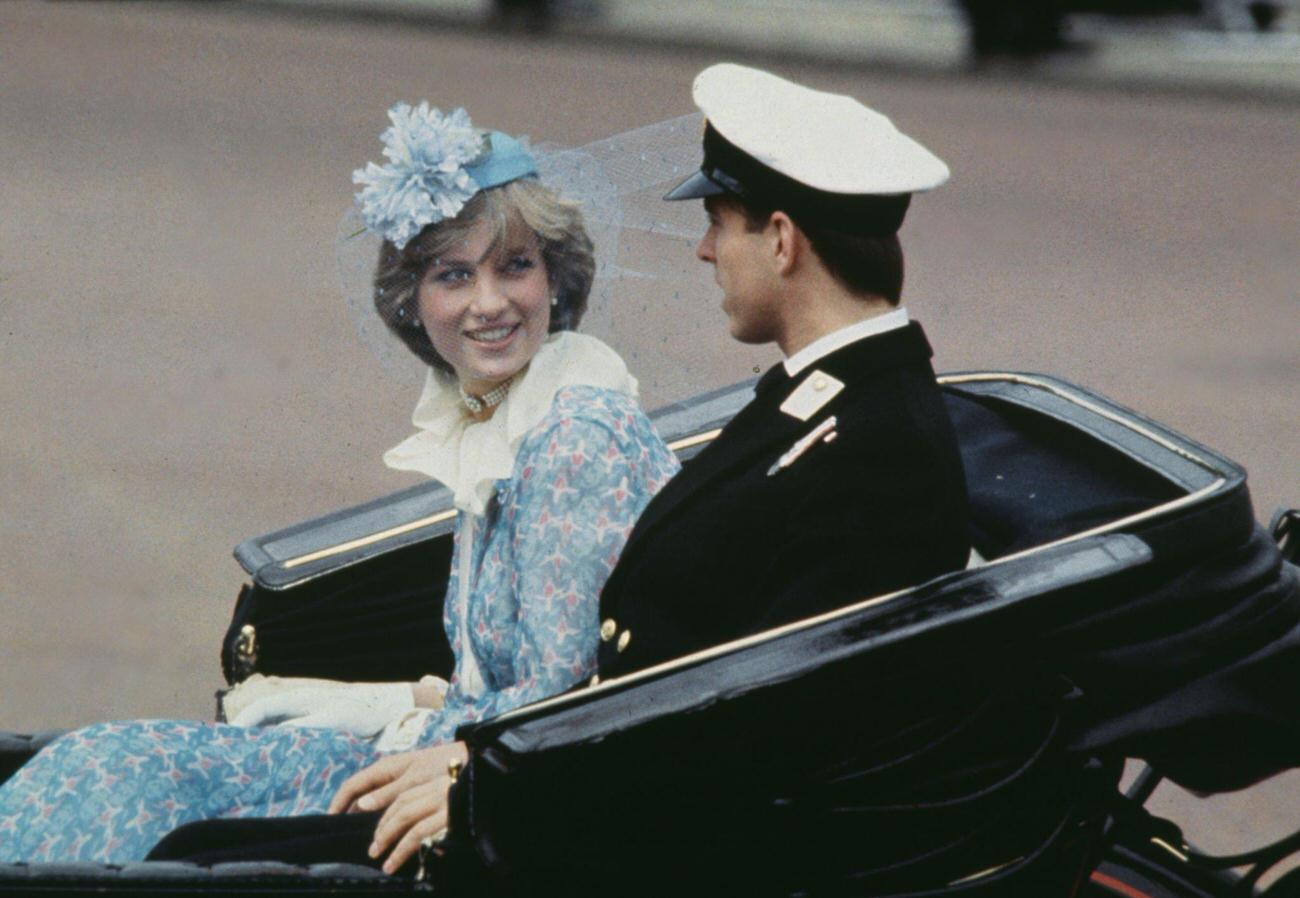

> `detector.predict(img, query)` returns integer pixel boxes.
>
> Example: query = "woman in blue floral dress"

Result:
[0,103,679,867]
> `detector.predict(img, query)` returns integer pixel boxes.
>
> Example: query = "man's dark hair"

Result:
[731,196,906,304]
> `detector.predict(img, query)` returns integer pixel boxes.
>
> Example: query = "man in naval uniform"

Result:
[450,67,1034,896]
[594,63,971,681]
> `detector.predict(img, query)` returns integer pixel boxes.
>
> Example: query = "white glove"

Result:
[230,681,416,737]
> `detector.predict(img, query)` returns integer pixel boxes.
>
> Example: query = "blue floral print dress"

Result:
[0,385,679,864]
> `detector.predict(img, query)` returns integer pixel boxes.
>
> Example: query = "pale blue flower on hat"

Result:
[353,102,484,249]
[352,102,539,250]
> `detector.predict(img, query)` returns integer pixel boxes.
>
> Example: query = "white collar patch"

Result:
[779,369,844,422]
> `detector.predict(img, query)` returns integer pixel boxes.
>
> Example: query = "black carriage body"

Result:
[2,372,1297,896]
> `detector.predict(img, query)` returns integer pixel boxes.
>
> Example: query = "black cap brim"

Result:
[663,169,727,201]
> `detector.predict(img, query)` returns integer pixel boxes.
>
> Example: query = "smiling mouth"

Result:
[466,324,519,345]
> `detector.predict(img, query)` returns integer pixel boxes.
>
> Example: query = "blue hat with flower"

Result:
[352,102,538,250]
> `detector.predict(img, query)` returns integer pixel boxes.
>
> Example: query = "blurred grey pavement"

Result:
[250,0,1300,100]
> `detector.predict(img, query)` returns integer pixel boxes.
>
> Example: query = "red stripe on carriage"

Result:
[1090,869,1156,898]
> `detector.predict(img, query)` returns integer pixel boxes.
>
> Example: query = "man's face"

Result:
[697,195,781,345]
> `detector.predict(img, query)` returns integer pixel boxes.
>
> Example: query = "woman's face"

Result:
[417,217,551,396]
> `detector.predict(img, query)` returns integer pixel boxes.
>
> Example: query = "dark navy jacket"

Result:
[596,320,971,678]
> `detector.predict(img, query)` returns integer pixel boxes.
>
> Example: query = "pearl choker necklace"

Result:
[459,377,513,415]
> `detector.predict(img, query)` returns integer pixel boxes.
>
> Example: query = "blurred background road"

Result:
[1,0,1296,872]
[263,0,1300,97]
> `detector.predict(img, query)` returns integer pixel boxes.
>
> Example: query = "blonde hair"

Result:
[373,178,596,372]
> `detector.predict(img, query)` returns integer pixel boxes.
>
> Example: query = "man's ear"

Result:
[768,211,800,277]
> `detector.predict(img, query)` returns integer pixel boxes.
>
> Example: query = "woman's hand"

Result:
[328,741,469,874]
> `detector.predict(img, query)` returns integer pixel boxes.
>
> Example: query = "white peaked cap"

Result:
[694,63,949,195]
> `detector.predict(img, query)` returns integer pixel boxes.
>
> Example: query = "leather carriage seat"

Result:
[942,389,1181,561]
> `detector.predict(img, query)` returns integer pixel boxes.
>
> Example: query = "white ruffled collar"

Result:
[383,332,639,516]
